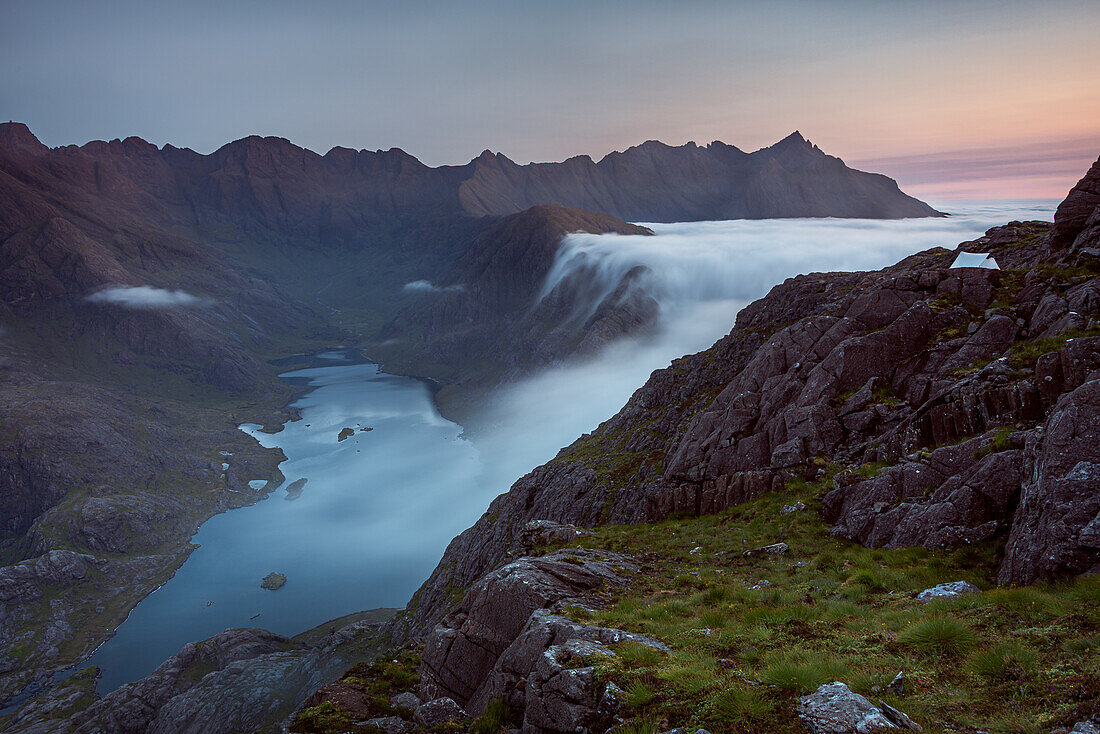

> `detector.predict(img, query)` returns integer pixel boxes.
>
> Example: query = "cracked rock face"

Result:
[416,546,671,734]
[418,549,638,707]
[470,609,668,717]
[413,697,468,727]
[998,378,1100,584]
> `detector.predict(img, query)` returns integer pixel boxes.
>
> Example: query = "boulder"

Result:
[916,581,980,602]
[419,550,638,707]
[389,691,421,711]
[518,520,596,550]
[797,682,920,733]
[413,697,468,727]
[366,716,414,734]
[520,638,616,734]
[742,542,789,557]
[469,609,668,715]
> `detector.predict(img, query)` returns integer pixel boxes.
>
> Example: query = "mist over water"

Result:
[470,200,1058,487]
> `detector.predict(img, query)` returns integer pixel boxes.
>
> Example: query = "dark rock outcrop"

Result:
[25,616,389,734]
[1052,154,1100,250]
[797,681,921,732]
[467,609,667,726]
[413,547,669,734]
[998,378,1100,584]
[418,549,639,707]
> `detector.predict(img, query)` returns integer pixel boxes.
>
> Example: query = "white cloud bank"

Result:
[469,200,1059,493]
[87,285,207,309]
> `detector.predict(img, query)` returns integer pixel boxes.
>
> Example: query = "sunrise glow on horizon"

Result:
[3,0,1098,200]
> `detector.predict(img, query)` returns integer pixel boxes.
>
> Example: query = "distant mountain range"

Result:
[458,132,942,220]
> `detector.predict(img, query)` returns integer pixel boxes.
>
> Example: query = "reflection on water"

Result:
[83,355,486,693]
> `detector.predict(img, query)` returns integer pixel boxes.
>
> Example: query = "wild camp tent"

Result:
[950,252,1000,269]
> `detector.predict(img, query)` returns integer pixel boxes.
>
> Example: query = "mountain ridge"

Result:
[1,122,941,224]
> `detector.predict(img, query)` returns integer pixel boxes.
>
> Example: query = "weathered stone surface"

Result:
[518,520,597,551]
[419,549,638,706]
[413,697,468,727]
[999,379,1100,584]
[823,434,1025,551]
[916,581,980,601]
[470,610,668,716]
[389,690,421,711]
[366,715,414,734]
[742,541,789,557]
[520,639,614,734]
[797,681,918,732]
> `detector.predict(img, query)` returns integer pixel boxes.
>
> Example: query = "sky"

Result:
[2,0,1098,200]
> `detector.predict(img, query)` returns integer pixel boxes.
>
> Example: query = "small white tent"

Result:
[950,252,1000,270]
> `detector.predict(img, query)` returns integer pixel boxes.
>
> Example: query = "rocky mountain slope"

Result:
[399,155,1100,642]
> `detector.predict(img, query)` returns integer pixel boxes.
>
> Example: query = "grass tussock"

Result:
[898,616,977,656]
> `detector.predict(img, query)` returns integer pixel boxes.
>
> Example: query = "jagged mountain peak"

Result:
[0,121,49,155]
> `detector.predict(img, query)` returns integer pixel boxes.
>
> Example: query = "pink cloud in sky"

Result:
[852,136,1099,201]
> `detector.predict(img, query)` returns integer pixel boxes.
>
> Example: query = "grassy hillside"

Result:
[545,472,1099,733]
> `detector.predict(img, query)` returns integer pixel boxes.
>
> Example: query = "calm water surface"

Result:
[84,354,487,693]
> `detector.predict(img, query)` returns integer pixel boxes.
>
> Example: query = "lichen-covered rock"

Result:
[520,638,616,734]
[916,581,980,601]
[419,549,638,706]
[742,541,788,557]
[518,520,596,551]
[413,697,468,727]
[999,379,1100,584]
[469,610,668,715]
[389,690,421,711]
[366,715,414,734]
[797,681,919,732]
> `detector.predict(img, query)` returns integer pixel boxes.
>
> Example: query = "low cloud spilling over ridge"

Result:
[86,285,207,309]
[469,200,1060,495]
